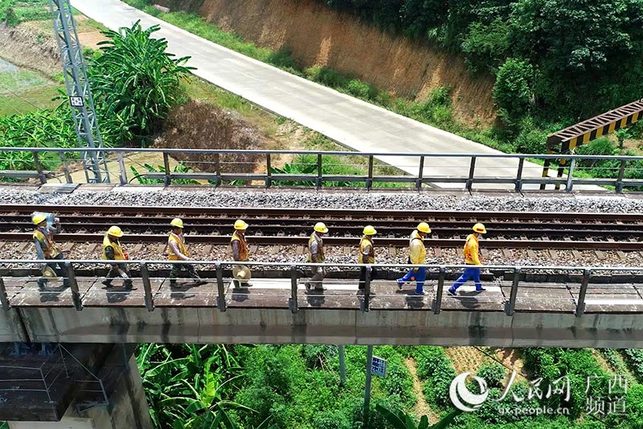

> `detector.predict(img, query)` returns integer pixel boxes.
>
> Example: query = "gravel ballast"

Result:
[1,187,643,213]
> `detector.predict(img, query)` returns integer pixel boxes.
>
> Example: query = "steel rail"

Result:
[1,232,641,250]
[2,204,643,222]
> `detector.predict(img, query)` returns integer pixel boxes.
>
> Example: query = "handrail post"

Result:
[565,158,576,192]
[265,153,272,188]
[289,266,298,313]
[416,155,424,191]
[32,151,47,185]
[466,156,476,191]
[162,152,171,187]
[615,159,626,193]
[64,262,82,311]
[213,153,221,186]
[505,267,521,316]
[0,278,10,310]
[117,152,128,185]
[316,154,323,189]
[575,269,590,317]
[59,152,73,184]
[432,266,445,314]
[361,265,371,312]
[366,155,374,190]
[141,263,154,311]
[515,158,525,192]
[216,263,226,311]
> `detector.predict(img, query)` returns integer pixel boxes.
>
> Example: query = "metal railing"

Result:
[0,259,641,317]
[1,147,642,192]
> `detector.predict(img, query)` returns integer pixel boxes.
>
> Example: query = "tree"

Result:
[89,21,193,145]
[493,58,534,131]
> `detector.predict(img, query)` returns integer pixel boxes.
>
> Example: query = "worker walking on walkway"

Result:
[306,222,328,291]
[397,222,431,295]
[358,225,377,290]
[102,226,132,288]
[32,212,69,289]
[231,219,251,287]
[167,218,205,287]
[448,223,487,295]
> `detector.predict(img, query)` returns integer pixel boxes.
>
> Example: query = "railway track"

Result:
[0,205,641,251]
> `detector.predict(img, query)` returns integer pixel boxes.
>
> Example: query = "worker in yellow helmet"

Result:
[397,222,431,295]
[101,226,132,288]
[231,219,251,287]
[358,225,377,290]
[32,212,68,289]
[167,218,205,287]
[448,223,487,295]
[306,222,328,291]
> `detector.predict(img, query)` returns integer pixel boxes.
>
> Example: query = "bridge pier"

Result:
[0,343,151,429]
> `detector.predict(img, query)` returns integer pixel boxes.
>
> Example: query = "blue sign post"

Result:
[364,347,387,426]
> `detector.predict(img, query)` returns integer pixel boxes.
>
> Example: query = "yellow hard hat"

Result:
[170,218,184,229]
[363,225,377,236]
[417,222,431,234]
[314,222,329,233]
[107,226,124,238]
[473,223,487,234]
[234,219,249,230]
[32,213,47,225]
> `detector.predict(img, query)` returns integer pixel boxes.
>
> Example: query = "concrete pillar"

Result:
[8,353,152,429]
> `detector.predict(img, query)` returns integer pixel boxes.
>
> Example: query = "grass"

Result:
[0,65,60,115]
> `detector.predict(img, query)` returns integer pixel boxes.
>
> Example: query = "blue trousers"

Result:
[451,267,482,291]
[400,267,426,293]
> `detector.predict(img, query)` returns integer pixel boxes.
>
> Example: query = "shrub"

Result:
[477,361,506,388]
[493,58,534,129]
[461,18,511,74]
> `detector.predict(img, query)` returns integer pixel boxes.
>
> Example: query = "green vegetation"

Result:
[135,344,643,428]
[0,0,50,26]
[1,21,191,159]
[322,0,643,123]
[0,65,59,115]
[89,21,193,145]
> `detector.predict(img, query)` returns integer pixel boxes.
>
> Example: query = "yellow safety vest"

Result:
[464,234,481,265]
[409,236,426,265]
[102,234,126,260]
[358,237,374,264]
[230,231,249,261]
[167,232,189,260]
[33,228,60,259]
[409,229,420,245]
[308,233,324,262]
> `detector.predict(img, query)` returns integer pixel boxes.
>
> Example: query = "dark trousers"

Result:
[358,267,377,290]
[105,263,131,285]
[169,263,200,283]
[40,254,69,287]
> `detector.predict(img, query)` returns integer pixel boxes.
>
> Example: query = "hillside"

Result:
[157,0,496,126]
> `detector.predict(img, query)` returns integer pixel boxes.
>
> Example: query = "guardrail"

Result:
[0,259,641,317]
[1,147,641,192]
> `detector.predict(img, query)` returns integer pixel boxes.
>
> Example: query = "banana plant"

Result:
[376,404,462,429]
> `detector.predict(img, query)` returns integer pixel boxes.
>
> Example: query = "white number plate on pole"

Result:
[371,356,387,377]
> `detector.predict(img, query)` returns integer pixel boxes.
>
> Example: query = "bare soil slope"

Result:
[160,0,495,125]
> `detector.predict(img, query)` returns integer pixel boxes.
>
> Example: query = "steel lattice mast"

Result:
[50,0,109,183]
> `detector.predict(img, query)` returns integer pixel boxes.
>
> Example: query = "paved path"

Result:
[71,0,574,190]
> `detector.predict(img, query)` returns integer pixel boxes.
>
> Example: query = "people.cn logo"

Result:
[449,372,490,412]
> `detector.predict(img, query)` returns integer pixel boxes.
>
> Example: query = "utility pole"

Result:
[50,0,109,183]
[363,345,374,426]
[338,345,346,385]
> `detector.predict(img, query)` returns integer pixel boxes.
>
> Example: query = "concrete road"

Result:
[71,0,583,190]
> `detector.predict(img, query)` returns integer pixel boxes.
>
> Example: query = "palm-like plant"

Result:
[137,344,263,429]
[89,21,193,145]
[375,403,461,429]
